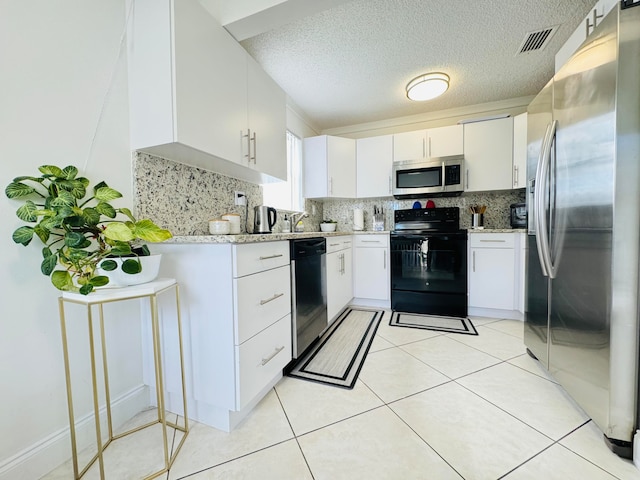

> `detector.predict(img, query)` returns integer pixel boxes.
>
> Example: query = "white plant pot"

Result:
[320,223,337,232]
[100,254,162,287]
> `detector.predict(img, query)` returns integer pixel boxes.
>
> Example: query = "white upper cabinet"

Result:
[463,117,514,192]
[246,56,287,180]
[512,113,527,189]
[128,0,286,183]
[392,125,463,161]
[555,0,618,72]
[356,135,393,198]
[304,135,356,199]
[427,125,464,158]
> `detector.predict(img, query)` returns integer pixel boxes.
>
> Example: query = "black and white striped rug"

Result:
[287,307,383,389]
[390,311,478,336]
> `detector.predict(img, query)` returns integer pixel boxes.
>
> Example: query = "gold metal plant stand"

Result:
[58,278,189,479]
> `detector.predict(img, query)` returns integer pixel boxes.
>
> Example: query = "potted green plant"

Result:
[320,219,337,232]
[5,165,172,294]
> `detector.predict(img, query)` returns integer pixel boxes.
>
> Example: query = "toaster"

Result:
[510,203,527,228]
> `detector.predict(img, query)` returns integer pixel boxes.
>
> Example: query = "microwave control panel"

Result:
[444,164,461,186]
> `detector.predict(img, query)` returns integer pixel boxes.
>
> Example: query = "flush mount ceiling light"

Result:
[406,72,450,101]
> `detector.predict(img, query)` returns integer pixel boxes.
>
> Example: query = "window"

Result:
[262,130,303,211]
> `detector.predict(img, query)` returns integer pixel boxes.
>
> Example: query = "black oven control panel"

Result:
[394,207,460,233]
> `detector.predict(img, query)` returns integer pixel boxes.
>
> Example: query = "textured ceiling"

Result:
[240,0,598,131]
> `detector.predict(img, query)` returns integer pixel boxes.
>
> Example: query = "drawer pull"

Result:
[361,240,380,243]
[261,346,285,366]
[480,239,506,243]
[329,243,340,246]
[260,292,284,305]
[259,254,284,260]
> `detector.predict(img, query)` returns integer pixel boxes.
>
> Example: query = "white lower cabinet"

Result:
[353,234,390,303]
[326,236,353,323]
[468,232,524,319]
[151,241,292,431]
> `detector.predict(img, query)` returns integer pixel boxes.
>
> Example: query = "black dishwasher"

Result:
[290,238,327,359]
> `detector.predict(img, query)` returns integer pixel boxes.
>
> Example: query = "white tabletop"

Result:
[60,277,177,304]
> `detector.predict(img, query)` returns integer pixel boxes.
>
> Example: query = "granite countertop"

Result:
[466,228,527,233]
[166,230,391,244]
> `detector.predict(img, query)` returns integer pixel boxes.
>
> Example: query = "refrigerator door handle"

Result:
[537,120,558,279]
[534,122,553,277]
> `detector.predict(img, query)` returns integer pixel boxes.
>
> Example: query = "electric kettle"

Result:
[253,206,277,234]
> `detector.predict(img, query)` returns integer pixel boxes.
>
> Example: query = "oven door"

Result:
[390,232,467,317]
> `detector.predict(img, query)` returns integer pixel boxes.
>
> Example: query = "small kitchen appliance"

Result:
[392,156,464,198]
[253,205,277,234]
[509,203,526,228]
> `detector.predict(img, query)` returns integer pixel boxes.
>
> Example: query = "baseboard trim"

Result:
[468,307,523,321]
[0,384,150,480]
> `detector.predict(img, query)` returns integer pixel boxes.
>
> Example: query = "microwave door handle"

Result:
[441,161,446,192]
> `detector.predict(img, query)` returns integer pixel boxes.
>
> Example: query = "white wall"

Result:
[0,1,145,478]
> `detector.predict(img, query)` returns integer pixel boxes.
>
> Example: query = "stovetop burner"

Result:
[393,207,461,233]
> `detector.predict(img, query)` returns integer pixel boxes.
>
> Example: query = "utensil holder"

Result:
[372,213,384,231]
[471,213,484,229]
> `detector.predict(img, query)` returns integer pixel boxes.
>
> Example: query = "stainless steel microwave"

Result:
[392,156,465,198]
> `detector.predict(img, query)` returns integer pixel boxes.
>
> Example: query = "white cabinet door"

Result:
[326,247,354,323]
[247,56,287,180]
[512,113,527,189]
[129,0,286,182]
[326,250,342,322]
[427,125,463,158]
[393,130,426,161]
[463,117,514,192]
[468,234,516,311]
[356,135,393,198]
[131,0,248,164]
[555,0,616,72]
[304,135,356,199]
[353,247,388,300]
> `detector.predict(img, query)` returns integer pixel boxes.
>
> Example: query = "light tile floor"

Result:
[43,312,640,480]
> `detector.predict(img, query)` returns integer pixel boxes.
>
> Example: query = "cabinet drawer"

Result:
[469,233,515,248]
[354,234,389,248]
[326,236,352,253]
[236,314,292,410]
[233,241,290,277]
[234,265,291,344]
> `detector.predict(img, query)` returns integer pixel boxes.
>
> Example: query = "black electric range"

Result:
[390,207,467,317]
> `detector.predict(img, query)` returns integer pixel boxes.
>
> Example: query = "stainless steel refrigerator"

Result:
[525,2,640,458]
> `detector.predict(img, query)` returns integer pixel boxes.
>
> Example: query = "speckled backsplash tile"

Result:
[133,153,262,235]
[322,190,526,231]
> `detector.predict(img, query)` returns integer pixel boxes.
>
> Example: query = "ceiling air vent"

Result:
[516,26,558,55]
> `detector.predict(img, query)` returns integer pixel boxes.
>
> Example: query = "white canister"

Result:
[353,209,364,231]
[209,219,230,235]
[221,213,241,234]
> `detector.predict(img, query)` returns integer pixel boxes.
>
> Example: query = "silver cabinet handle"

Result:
[259,254,284,260]
[473,250,476,272]
[329,243,340,247]
[250,131,257,164]
[260,292,284,305]
[466,169,469,189]
[242,130,251,161]
[261,346,285,366]
[388,175,392,194]
[383,250,386,269]
[479,239,506,243]
[422,137,426,158]
[340,253,345,274]
[361,240,380,243]
[428,137,432,158]
[329,177,333,195]
[514,165,519,187]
